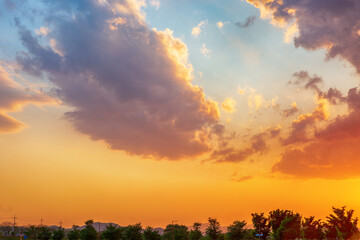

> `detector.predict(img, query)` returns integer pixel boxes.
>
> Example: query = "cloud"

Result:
[211,127,280,163]
[192,20,207,38]
[221,97,237,113]
[217,21,224,29]
[2,0,16,10]
[246,88,278,111]
[238,88,245,95]
[235,16,257,28]
[283,102,298,117]
[289,71,323,94]
[35,26,50,36]
[231,174,253,182]
[246,0,360,73]
[281,70,349,145]
[281,97,329,145]
[148,0,160,9]
[200,43,211,58]
[15,0,222,160]
[0,65,56,134]
[274,83,360,179]
[290,71,344,104]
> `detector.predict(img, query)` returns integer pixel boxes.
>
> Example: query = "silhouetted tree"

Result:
[123,223,142,240]
[0,221,13,237]
[81,220,98,240]
[142,227,161,240]
[24,225,40,239]
[268,209,292,237]
[68,225,81,240]
[101,224,123,240]
[205,218,222,240]
[251,213,270,240]
[38,226,52,240]
[163,224,189,240]
[273,213,301,240]
[226,221,247,240]
[325,206,359,240]
[190,223,202,240]
[52,227,65,240]
[302,216,323,240]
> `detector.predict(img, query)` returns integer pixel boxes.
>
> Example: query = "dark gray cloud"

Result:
[236,16,257,28]
[246,0,360,73]
[289,71,323,94]
[15,0,222,159]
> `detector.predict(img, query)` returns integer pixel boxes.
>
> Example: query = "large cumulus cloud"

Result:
[246,0,360,73]
[16,0,221,159]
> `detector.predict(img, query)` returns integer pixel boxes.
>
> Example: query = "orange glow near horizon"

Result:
[1,106,360,229]
[1,0,360,232]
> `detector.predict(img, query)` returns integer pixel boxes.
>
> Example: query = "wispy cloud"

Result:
[149,0,160,10]
[0,65,57,134]
[192,20,207,37]
[211,127,281,163]
[235,16,257,28]
[221,98,237,113]
[200,43,211,57]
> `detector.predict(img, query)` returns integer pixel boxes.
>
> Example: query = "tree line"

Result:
[0,207,358,240]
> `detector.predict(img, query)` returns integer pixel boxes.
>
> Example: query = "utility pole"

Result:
[59,221,62,229]
[40,218,43,227]
[13,216,16,237]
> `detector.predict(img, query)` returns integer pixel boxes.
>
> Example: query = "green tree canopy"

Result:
[226,220,247,240]
[80,220,98,240]
[68,225,81,240]
[302,216,323,240]
[273,213,301,240]
[205,218,221,240]
[268,209,293,236]
[163,224,189,240]
[52,227,65,240]
[24,225,40,239]
[251,213,270,240]
[325,206,359,240]
[190,223,202,240]
[0,221,14,237]
[38,226,52,240]
[101,224,123,240]
[142,226,161,240]
[123,223,142,240]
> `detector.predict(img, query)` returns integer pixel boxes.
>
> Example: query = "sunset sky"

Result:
[1,0,360,228]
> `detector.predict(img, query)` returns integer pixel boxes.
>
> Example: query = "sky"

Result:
[1,0,360,228]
